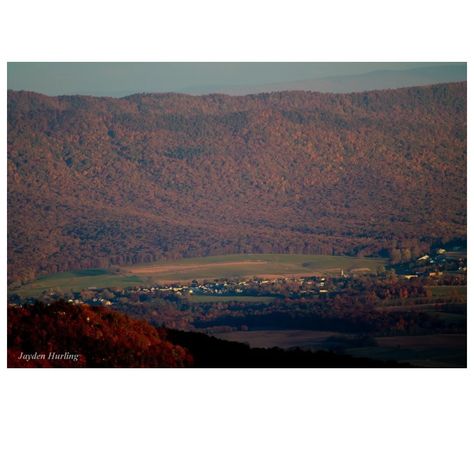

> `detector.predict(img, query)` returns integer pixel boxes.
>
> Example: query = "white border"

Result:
[1,1,473,473]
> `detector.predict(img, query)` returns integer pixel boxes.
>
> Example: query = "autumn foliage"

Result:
[7,302,411,368]
[7,302,192,368]
[7,83,466,283]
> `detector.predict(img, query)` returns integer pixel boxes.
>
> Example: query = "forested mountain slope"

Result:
[7,83,466,283]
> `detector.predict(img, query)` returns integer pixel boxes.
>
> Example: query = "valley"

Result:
[11,253,386,297]
[7,80,467,368]
[8,246,467,368]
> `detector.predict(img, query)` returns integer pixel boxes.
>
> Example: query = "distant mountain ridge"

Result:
[7,82,466,283]
[8,64,466,97]
[160,65,468,96]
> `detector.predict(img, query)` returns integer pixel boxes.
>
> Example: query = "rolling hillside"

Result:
[7,83,466,283]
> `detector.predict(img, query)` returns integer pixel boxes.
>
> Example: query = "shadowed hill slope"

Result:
[8,302,411,368]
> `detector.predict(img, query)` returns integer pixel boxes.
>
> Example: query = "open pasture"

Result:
[122,253,386,283]
[12,253,386,297]
[13,269,143,297]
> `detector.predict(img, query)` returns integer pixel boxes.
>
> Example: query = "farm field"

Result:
[122,253,387,283]
[426,285,467,298]
[11,253,386,297]
[213,330,345,350]
[346,334,467,368]
[12,269,144,297]
[213,330,466,367]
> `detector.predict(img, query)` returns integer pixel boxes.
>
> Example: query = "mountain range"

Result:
[178,64,467,95]
[7,82,466,284]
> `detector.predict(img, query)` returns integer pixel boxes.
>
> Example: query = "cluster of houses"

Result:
[9,249,466,308]
[124,275,330,299]
[10,275,333,307]
[400,248,467,280]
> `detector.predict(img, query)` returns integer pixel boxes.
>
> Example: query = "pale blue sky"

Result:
[7,62,466,97]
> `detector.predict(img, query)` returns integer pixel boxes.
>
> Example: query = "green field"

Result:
[426,286,467,298]
[12,253,386,298]
[12,269,144,297]
[123,253,387,283]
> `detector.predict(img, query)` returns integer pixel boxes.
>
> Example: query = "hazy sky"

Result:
[7,62,466,97]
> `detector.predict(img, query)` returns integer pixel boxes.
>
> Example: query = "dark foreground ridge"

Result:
[164,329,410,368]
[8,302,411,368]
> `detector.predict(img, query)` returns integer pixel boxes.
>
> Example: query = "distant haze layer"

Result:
[7,62,466,97]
